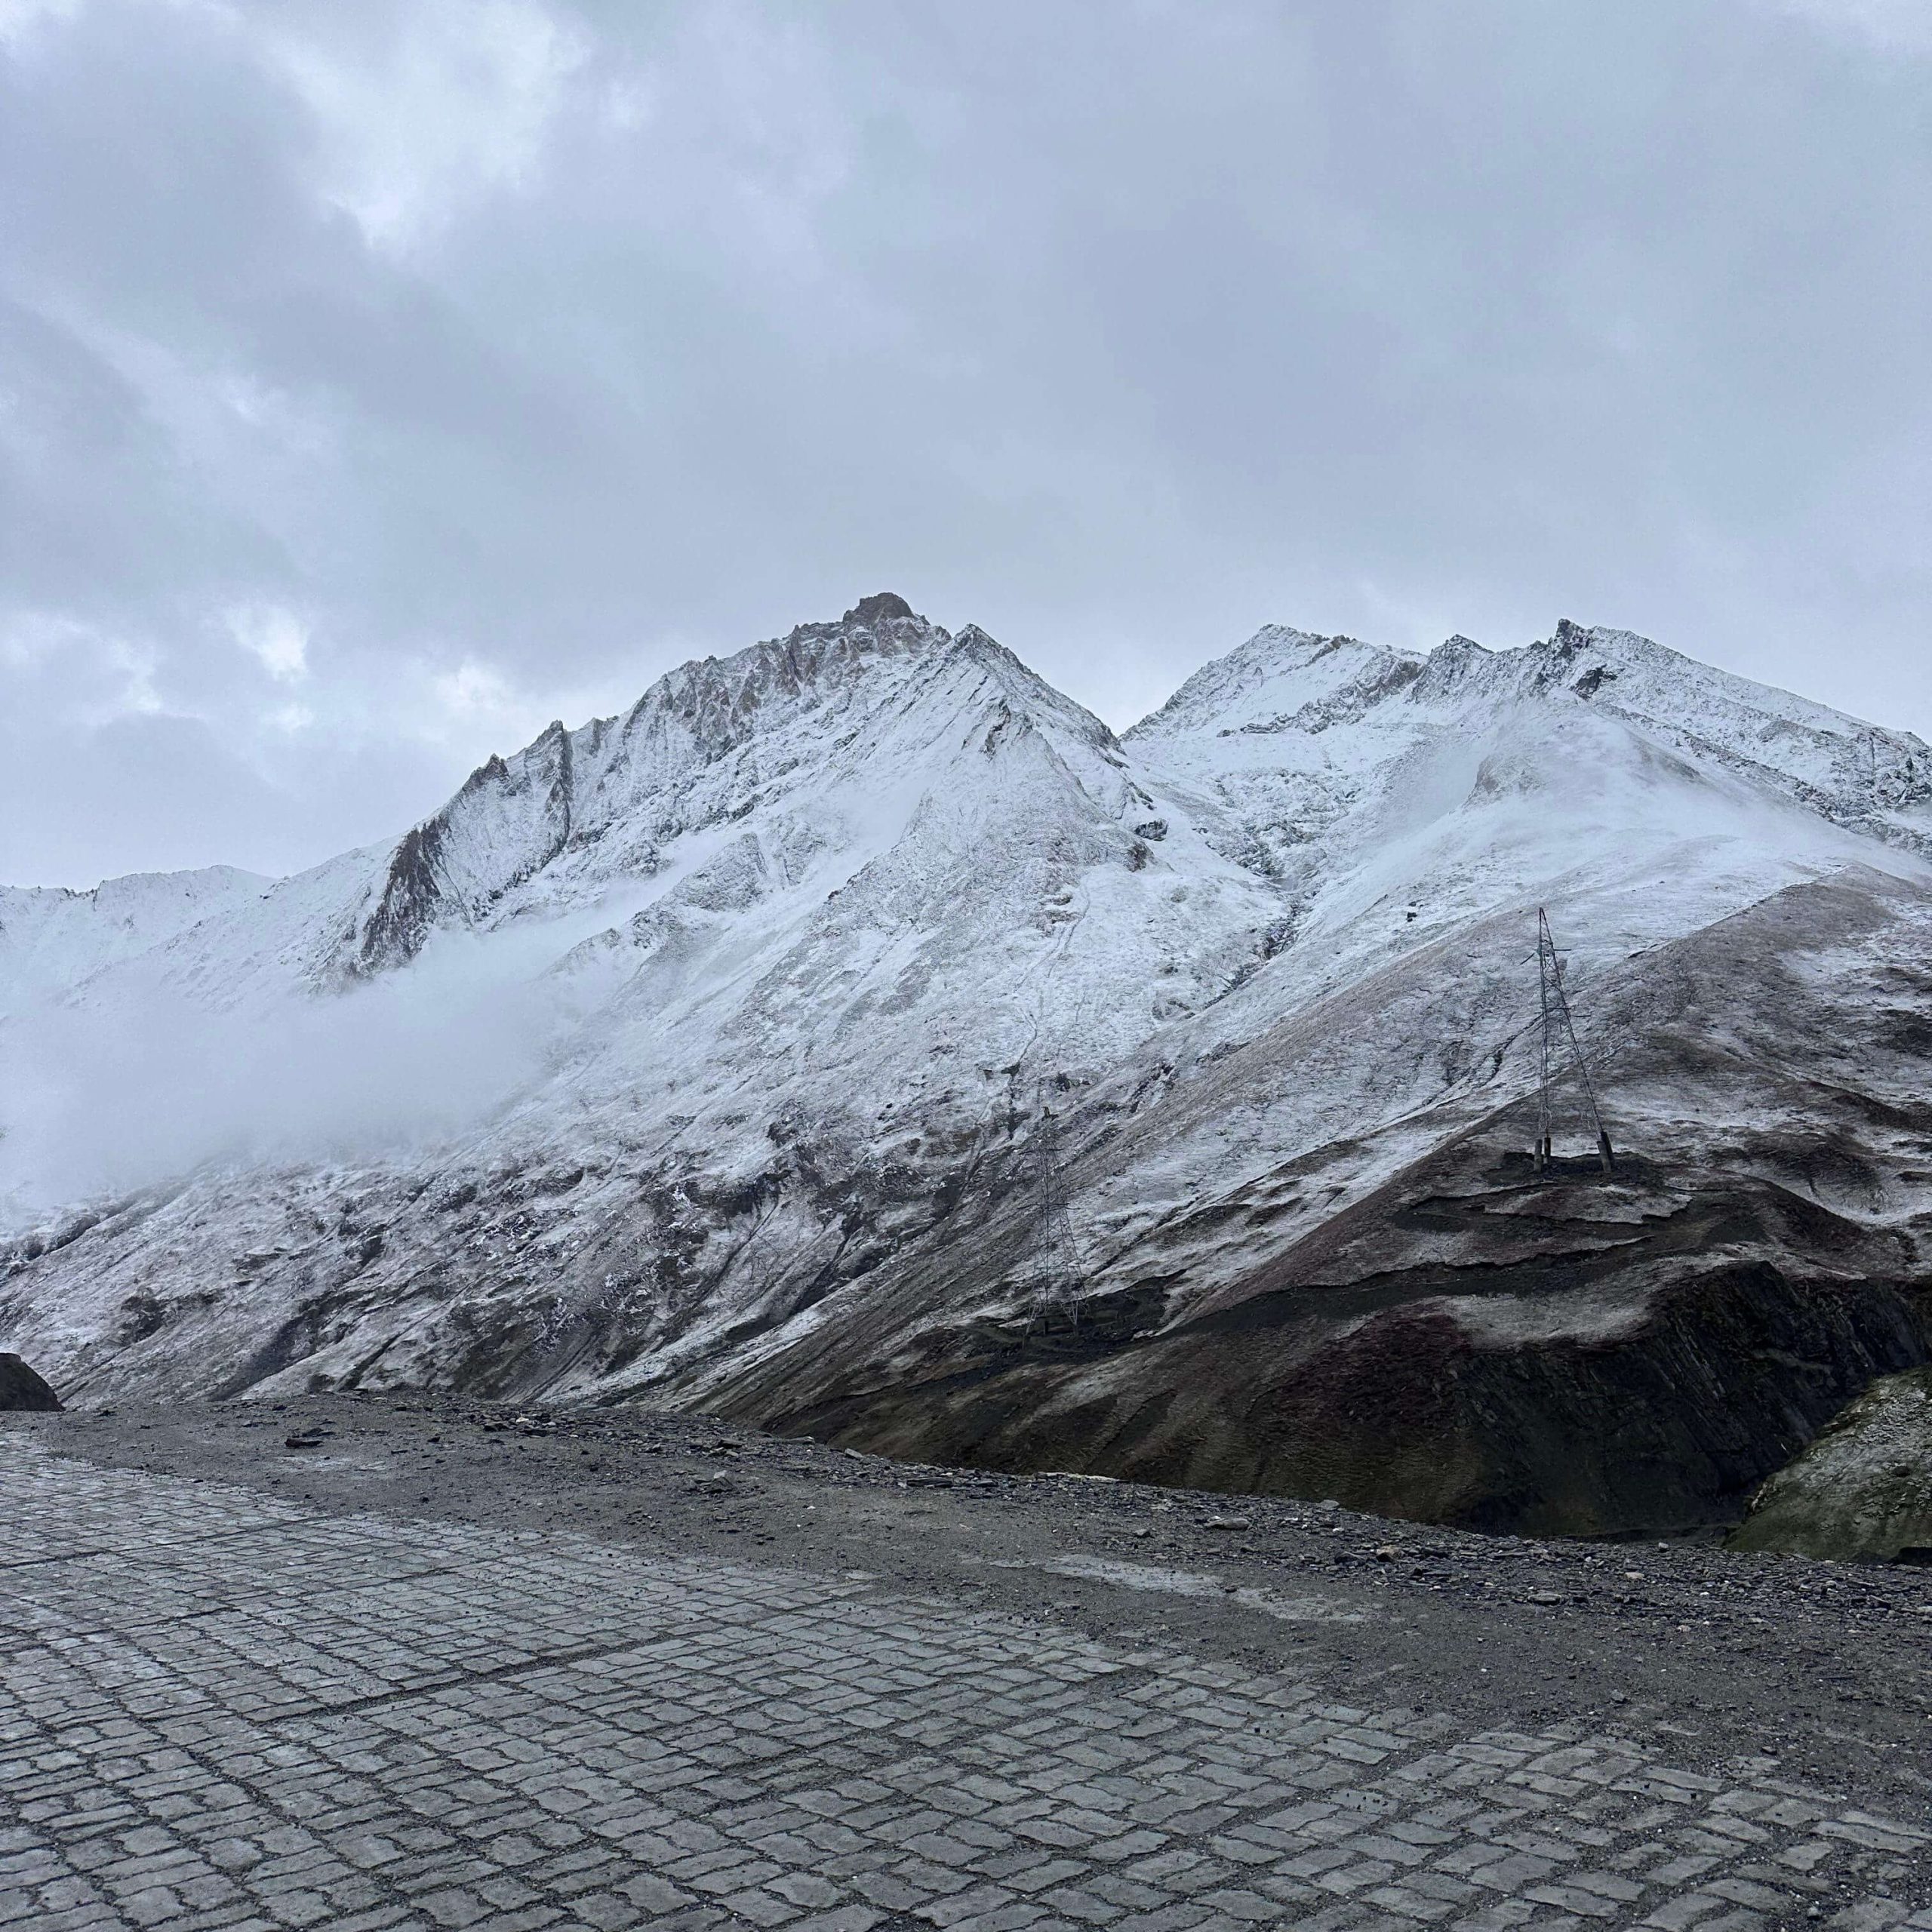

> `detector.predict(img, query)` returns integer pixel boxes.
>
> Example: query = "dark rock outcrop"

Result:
[724,1155,1932,1539]
[0,1353,61,1411]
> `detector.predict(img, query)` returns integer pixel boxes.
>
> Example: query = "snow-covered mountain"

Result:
[5,595,1930,1535]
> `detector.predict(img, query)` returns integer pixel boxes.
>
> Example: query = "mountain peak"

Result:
[1128,623,1418,743]
[842,591,918,629]
[749,592,943,669]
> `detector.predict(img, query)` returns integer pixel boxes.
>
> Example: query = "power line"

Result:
[1026,1082,1084,1336]
[1534,907,1617,1177]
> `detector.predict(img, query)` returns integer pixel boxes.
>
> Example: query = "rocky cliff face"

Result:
[3,599,1930,1536]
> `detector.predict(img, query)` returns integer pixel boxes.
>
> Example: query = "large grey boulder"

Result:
[1730,1367,1932,1563]
[0,1353,61,1411]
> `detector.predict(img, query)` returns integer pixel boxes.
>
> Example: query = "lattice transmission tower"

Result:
[1026,1088,1085,1335]
[1534,908,1617,1176]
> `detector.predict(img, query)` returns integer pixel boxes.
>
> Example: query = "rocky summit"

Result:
[3,599,1930,1540]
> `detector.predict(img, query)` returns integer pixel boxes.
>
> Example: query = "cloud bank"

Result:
[0,930,560,1219]
[5,1,1930,885]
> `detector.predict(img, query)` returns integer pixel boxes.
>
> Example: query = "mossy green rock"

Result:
[1729,1367,1932,1561]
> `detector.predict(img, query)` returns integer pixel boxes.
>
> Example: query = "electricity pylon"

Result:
[1535,908,1617,1176]
[1027,1088,1084,1335]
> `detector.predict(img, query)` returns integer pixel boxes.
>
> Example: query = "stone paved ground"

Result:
[2,1435,1929,1932]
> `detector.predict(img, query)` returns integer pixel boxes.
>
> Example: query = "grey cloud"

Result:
[3,0,1929,884]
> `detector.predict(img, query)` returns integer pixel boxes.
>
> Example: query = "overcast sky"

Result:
[3,0,1929,887]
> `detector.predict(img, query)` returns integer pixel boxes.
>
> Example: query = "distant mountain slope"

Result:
[4,599,1929,1536]
[0,866,269,1014]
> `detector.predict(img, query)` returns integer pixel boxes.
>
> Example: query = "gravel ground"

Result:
[25,1392,1932,1823]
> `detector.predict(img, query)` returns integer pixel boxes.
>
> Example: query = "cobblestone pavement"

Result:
[2,1436,1928,1932]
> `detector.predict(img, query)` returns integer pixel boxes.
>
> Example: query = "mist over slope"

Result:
[4,595,1930,1534]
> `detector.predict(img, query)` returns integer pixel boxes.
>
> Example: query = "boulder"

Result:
[0,1353,61,1411]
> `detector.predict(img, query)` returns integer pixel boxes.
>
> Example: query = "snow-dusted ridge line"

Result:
[337,593,1132,982]
[11,601,1925,928]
